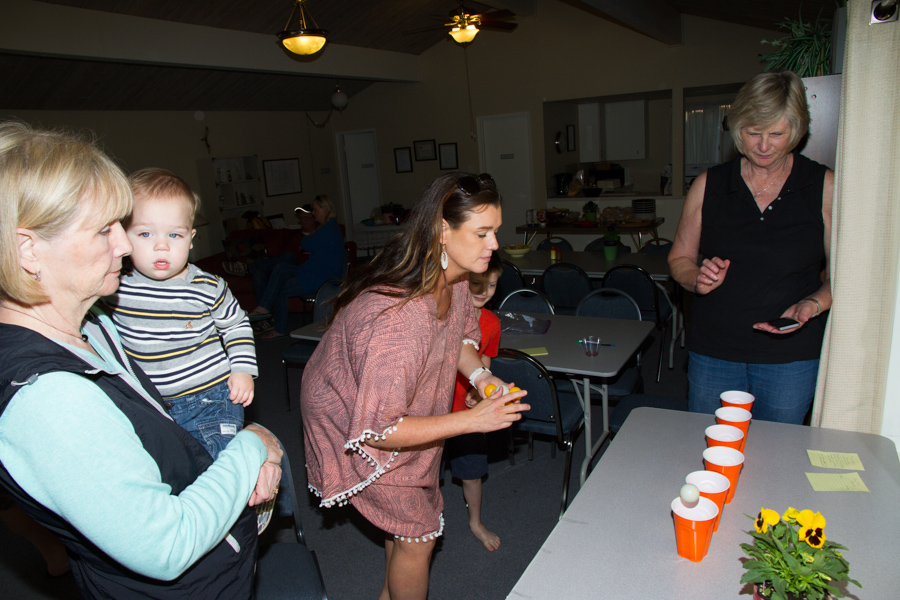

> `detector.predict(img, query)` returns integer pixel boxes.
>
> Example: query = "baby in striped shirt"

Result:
[106,168,257,459]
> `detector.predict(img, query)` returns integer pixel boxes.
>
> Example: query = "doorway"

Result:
[477,112,532,248]
[336,129,381,243]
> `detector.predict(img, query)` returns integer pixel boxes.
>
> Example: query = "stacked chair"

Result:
[497,288,555,314]
[601,265,676,382]
[540,262,592,316]
[495,259,526,308]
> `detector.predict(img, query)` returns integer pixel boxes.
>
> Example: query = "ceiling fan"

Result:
[445,3,517,43]
[407,2,518,43]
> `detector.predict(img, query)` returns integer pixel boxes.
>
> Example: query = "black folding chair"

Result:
[282,279,342,410]
[491,349,584,520]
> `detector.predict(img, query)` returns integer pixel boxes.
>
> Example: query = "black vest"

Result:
[0,316,257,599]
[690,153,828,363]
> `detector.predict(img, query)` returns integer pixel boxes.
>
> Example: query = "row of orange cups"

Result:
[671,391,755,562]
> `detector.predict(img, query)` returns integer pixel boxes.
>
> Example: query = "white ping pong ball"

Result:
[680,483,700,507]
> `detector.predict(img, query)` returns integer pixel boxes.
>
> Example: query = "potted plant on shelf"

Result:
[602,223,620,261]
[582,200,599,223]
[741,508,860,600]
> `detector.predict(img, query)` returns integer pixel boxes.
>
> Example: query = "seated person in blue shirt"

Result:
[249,194,346,339]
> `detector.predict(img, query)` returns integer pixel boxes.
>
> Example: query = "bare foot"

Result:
[470,521,500,551]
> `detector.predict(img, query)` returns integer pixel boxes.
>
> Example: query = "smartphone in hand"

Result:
[767,317,801,331]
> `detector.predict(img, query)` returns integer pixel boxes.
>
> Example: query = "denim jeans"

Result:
[167,380,244,459]
[256,263,305,335]
[687,352,820,424]
[249,252,298,304]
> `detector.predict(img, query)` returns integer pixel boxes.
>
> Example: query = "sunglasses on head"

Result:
[456,173,495,195]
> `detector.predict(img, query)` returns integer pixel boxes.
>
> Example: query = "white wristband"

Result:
[468,367,491,388]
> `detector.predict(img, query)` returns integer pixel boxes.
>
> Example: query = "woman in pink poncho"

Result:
[300,172,529,600]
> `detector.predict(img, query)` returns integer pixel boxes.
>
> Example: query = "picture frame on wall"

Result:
[438,143,458,170]
[394,147,413,173]
[567,124,576,152]
[262,158,302,196]
[413,139,437,161]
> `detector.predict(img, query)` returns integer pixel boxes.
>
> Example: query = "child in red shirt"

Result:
[445,253,503,550]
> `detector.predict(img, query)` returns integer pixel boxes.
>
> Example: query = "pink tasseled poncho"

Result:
[300,281,480,540]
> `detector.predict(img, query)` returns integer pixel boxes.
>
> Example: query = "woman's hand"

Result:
[466,389,529,433]
[242,424,283,507]
[695,257,731,295]
[474,373,506,399]
[752,298,821,334]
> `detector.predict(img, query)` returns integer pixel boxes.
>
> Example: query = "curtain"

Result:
[684,104,733,165]
[812,2,900,433]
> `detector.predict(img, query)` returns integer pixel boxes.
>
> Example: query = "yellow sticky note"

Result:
[805,472,869,492]
[520,347,548,356]
[807,450,864,470]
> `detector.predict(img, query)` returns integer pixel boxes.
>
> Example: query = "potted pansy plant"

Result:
[741,508,860,600]
[602,223,620,261]
[582,200,599,222]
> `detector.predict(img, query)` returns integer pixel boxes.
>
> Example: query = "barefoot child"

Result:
[105,168,257,459]
[444,252,503,551]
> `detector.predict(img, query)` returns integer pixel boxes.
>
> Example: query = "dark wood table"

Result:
[516,218,664,249]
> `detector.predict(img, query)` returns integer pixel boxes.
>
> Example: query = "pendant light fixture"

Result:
[331,83,348,111]
[278,0,328,56]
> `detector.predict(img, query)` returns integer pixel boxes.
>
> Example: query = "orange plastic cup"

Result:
[685,470,730,532]
[705,424,744,451]
[715,406,752,452]
[703,446,744,504]
[671,497,718,562]
[720,390,754,412]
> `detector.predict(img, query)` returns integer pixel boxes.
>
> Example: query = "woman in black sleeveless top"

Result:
[669,71,834,424]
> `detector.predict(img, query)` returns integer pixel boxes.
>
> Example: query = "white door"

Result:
[478,113,532,248]
[338,130,381,240]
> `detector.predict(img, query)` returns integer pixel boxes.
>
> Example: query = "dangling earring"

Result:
[33,271,41,282]
[440,245,449,270]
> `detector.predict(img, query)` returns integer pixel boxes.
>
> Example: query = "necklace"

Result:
[2,305,88,342]
[745,158,788,199]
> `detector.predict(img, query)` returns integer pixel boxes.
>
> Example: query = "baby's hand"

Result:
[464,387,481,409]
[228,372,255,407]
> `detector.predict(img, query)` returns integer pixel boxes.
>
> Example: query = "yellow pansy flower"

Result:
[754,508,781,533]
[782,507,801,522]
[797,510,827,548]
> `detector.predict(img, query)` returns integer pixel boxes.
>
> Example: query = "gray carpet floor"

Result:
[1,312,688,600]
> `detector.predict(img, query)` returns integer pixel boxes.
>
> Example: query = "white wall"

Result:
[338,5,776,248]
[883,246,900,454]
[1,110,346,255]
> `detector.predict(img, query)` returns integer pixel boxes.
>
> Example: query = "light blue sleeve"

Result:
[0,372,267,581]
